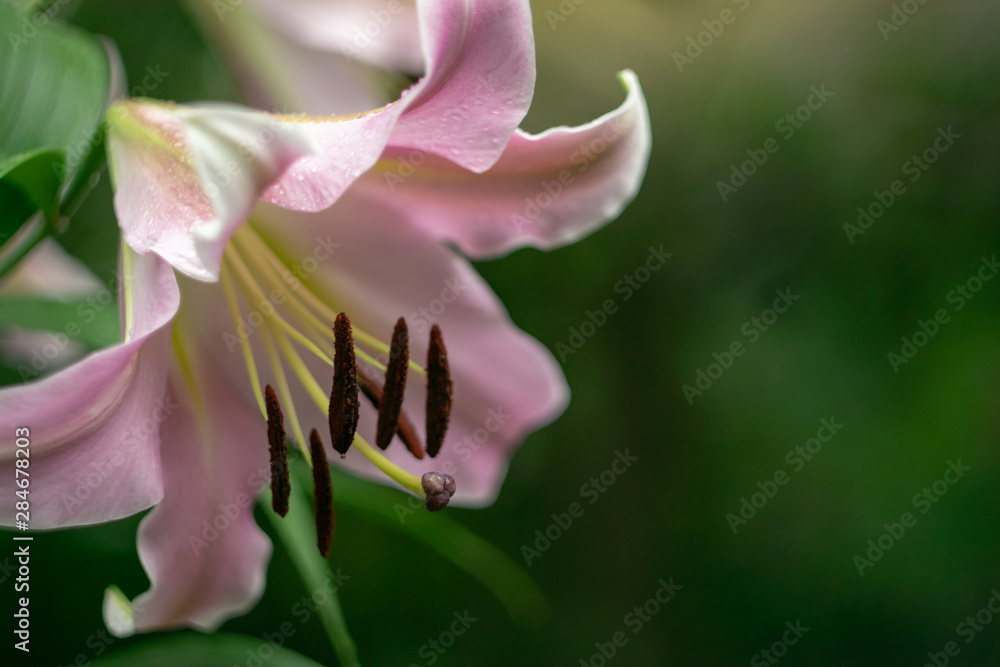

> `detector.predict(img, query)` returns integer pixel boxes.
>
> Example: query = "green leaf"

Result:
[0,148,63,223]
[263,463,362,667]
[90,632,325,667]
[0,1,109,237]
[0,295,119,349]
[0,179,34,245]
[332,470,551,628]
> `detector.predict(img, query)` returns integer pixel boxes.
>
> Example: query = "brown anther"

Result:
[309,429,334,558]
[265,384,290,517]
[421,471,456,512]
[358,378,425,459]
[425,325,452,458]
[375,318,409,450]
[329,313,359,457]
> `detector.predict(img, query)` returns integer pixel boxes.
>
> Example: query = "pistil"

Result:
[222,223,453,502]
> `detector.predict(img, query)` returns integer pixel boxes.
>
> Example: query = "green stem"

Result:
[263,462,361,667]
[58,127,107,223]
[0,216,48,283]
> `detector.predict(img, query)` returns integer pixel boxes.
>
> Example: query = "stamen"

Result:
[359,378,425,459]
[265,385,290,517]
[225,244,335,367]
[269,317,428,497]
[376,318,409,450]
[309,429,334,557]
[222,226,444,499]
[236,225,427,377]
[329,313,360,457]
[425,325,453,458]
[422,471,457,512]
[221,259,266,418]
[260,327,311,463]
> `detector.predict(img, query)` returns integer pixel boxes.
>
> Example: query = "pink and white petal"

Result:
[0,248,179,528]
[260,104,403,212]
[253,35,395,115]
[184,0,393,115]
[356,70,650,258]
[247,0,422,75]
[129,347,272,632]
[388,0,536,172]
[252,196,568,507]
[107,100,313,281]
[266,0,538,208]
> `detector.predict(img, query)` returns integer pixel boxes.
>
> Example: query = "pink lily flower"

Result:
[0,0,650,633]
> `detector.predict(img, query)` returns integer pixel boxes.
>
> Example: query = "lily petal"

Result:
[262,0,538,209]
[387,0,536,173]
[251,196,568,506]
[107,100,313,281]
[130,348,272,632]
[0,247,179,528]
[357,70,651,257]
[247,0,422,75]
[258,105,402,213]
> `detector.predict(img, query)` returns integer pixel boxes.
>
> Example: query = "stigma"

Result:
[220,223,458,551]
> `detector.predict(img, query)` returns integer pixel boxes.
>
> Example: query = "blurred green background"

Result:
[3,0,1000,665]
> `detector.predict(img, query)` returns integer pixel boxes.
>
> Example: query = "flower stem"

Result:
[0,215,47,283]
[263,461,361,667]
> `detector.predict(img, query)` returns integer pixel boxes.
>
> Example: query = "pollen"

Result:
[265,384,290,517]
[375,318,409,450]
[425,325,453,458]
[309,429,334,557]
[329,313,360,457]
[221,222,460,505]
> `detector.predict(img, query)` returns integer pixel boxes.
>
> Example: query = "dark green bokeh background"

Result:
[4,0,1000,664]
